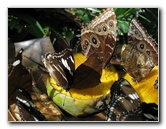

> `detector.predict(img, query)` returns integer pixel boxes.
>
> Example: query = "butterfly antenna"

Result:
[23,55,47,72]
[23,55,44,67]
[35,74,43,85]
[28,68,43,86]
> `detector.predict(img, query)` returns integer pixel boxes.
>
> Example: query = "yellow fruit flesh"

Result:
[124,66,158,105]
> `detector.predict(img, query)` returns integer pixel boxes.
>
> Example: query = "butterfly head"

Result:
[41,53,51,69]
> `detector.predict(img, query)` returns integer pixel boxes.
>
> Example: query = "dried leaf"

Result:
[31,85,66,121]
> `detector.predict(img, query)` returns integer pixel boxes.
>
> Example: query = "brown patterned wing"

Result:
[103,34,117,67]
[120,18,159,82]
[81,31,104,61]
[81,8,118,68]
[128,18,158,66]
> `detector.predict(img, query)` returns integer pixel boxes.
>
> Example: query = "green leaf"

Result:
[36,21,45,35]
[118,20,129,34]
[87,8,101,13]
[82,14,90,23]
[115,8,140,20]
[75,10,84,16]
[11,11,45,38]
[16,24,23,33]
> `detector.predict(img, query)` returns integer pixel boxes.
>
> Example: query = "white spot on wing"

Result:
[62,58,71,71]
[52,64,68,82]
[128,93,139,100]
[143,113,158,121]
[12,60,21,66]
[69,56,74,63]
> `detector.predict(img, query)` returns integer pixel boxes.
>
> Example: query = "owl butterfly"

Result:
[121,18,158,82]
[42,48,102,90]
[105,78,142,121]
[81,8,118,68]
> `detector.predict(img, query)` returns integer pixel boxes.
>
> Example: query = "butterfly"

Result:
[121,18,158,82]
[42,48,102,90]
[81,8,118,68]
[105,78,142,121]
[8,49,46,121]
[8,49,32,106]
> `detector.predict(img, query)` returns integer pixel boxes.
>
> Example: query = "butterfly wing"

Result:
[87,8,118,41]
[42,48,75,90]
[71,53,102,89]
[52,48,75,84]
[81,8,118,68]
[106,78,142,121]
[142,102,158,121]
[70,28,82,53]
[103,34,117,67]
[81,31,104,60]
[8,49,32,105]
[128,18,158,66]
